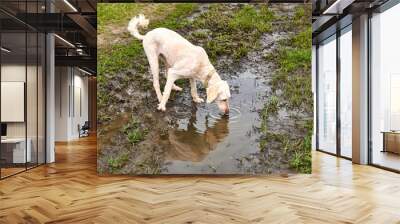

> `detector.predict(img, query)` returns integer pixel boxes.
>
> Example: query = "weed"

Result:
[265,96,280,115]
[289,130,312,173]
[127,130,145,144]
[191,29,209,39]
[123,118,147,144]
[259,95,279,140]
[108,153,130,173]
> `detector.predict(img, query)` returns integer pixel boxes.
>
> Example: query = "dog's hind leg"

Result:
[144,44,162,103]
[161,57,182,92]
[158,71,177,111]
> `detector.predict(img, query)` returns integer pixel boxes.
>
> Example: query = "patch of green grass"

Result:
[97,113,112,124]
[291,133,312,173]
[98,4,145,33]
[272,4,311,32]
[98,41,145,76]
[265,96,280,115]
[259,138,268,152]
[108,153,130,173]
[228,5,273,33]
[284,75,312,112]
[127,129,145,144]
[190,4,274,63]
[98,3,196,33]
[97,90,111,108]
[291,27,312,49]
[191,29,209,39]
[292,4,312,28]
[122,118,147,145]
[276,48,311,73]
[97,89,119,114]
[261,129,312,174]
[288,119,312,173]
[150,4,197,30]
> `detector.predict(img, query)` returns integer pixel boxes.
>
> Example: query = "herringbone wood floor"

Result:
[1,135,400,224]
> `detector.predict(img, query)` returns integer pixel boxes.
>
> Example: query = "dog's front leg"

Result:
[190,79,204,103]
[158,75,177,111]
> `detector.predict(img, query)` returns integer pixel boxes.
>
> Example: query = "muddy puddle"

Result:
[163,71,267,174]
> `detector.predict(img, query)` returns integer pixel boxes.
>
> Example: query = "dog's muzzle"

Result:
[217,99,230,114]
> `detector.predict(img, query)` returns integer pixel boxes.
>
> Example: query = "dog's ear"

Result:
[223,81,231,98]
[206,84,219,103]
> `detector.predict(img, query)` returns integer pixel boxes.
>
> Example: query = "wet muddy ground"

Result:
[164,70,268,174]
[97,4,311,174]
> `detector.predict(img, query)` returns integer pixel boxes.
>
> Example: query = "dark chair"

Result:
[79,121,90,138]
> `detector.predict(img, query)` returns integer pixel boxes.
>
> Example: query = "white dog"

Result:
[127,14,231,114]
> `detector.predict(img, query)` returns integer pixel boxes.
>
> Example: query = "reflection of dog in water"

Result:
[167,109,229,162]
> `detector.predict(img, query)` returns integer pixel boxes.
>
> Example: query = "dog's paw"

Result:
[157,104,166,111]
[193,97,204,103]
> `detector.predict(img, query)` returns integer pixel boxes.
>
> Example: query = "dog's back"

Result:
[144,27,208,68]
[145,28,194,49]
[128,15,207,63]
[148,28,192,45]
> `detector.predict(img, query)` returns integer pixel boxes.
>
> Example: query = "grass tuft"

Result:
[123,118,147,144]
[108,153,130,173]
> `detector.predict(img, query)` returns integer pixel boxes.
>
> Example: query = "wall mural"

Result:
[97,3,313,174]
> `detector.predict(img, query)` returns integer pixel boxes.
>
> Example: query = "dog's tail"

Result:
[127,14,149,41]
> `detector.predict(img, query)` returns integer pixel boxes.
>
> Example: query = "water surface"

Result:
[164,71,267,174]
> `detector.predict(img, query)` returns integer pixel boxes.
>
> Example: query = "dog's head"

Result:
[206,80,231,114]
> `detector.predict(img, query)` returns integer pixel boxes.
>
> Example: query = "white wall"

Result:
[72,73,89,138]
[54,67,89,141]
[1,65,25,81]
[1,65,35,138]
[55,66,69,141]
[1,65,26,140]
